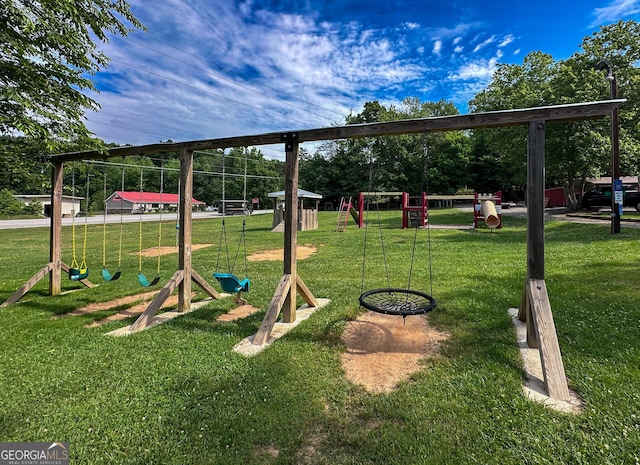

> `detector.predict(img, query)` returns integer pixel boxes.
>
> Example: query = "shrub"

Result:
[0,189,24,215]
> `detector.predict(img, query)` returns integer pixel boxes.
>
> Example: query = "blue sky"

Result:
[85,0,640,159]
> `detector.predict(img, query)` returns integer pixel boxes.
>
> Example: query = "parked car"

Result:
[580,186,640,211]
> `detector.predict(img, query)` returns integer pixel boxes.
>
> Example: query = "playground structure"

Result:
[474,191,503,229]
[335,196,358,232]
[0,99,624,403]
[401,192,428,229]
[340,190,503,230]
[338,191,427,230]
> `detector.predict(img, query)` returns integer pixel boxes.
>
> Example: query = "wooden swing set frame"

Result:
[1,99,624,401]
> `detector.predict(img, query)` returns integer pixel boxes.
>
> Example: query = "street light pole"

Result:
[595,58,621,234]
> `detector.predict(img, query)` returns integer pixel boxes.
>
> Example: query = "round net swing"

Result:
[359,139,437,318]
[359,288,436,316]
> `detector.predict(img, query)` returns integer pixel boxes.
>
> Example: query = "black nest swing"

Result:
[359,142,437,318]
[359,288,436,316]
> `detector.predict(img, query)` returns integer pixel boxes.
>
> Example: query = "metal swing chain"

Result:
[215,151,231,273]
[80,169,90,270]
[406,144,428,292]
[102,171,108,268]
[360,151,391,295]
[156,160,164,276]
[70,167,78,268]
[425,150,434,297]
[138,167,144,273]
[118,166,125,268]
[231,150,249,276]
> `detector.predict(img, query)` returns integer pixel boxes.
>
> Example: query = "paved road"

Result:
[0,210,274,230]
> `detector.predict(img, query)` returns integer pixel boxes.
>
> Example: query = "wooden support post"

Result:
[524,120,569,400]
[519,285,538,348]
[526,279,571,401]
[283,134,299,323]
[130,270,184,332]
[1,263,54,307]
[50,162,63,296]
[191,269,221,300]
[527,120,545,281]
[296,275,318,307]
[179,147,193,313]
[253,274,292,345]
[252,133,320,346]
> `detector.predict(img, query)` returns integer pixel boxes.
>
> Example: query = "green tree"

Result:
[300,98,470,203]
[0,189,24,216]
[1,0,144,152]
[22,198,44,216]
[469,21,640,207]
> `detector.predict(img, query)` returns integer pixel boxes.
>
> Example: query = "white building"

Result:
[14,194,83,217]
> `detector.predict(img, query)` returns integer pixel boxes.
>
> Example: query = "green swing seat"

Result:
[69,267,89,281]
[102,268,121,282]
[138,272,160,287]
[213,272,250,294]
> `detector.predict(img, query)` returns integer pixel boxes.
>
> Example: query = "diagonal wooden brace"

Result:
[526,278,570,401]
[129,270,184,332]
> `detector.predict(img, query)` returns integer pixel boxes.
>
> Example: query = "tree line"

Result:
[2,0,639,214]
[299,21,640,210]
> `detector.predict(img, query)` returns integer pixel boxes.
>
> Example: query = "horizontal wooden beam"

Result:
[50,100,624,162]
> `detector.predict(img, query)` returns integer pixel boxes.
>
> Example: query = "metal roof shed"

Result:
[268,189,322,231]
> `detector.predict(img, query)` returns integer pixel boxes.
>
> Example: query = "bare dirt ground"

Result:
[61,289,259,327]
[341,311,449,393]
[216,304,261,322]
[247,245,317,261]
[59,291,196,327]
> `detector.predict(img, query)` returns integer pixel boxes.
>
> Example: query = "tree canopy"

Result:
[469,20,640,207]
[1,0,144,152]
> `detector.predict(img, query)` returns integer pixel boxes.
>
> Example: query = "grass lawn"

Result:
[0,208,639,464]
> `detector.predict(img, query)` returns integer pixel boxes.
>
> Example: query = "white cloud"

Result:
[498,34,515,48]
[84,2,528,150]
[591,0,640,26]
[433,40,442,55]
[514,48,521,55]
[450,55,500,80]
[472,35,495,53]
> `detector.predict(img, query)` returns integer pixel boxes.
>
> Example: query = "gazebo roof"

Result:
[268,189,322,200]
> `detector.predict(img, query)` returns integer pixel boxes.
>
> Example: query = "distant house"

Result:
[585,176,639,190]
[105,191,205,214]
[14,194,83,217]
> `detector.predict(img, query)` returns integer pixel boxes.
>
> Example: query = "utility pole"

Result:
[595,58,621,234]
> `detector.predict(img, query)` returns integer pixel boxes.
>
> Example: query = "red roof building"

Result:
[105,191,205,214]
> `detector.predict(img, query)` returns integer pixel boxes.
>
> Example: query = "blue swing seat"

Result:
[138,272,160,287]
[102,267,121,282]
[213,272,250,294]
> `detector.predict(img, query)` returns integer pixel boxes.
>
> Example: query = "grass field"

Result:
[0,209,639,464]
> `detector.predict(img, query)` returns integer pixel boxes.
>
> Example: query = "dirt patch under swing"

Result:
[247,245,317,262]
[341,311,449,393]
[216,304,261,322]
[60,289,259,327]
